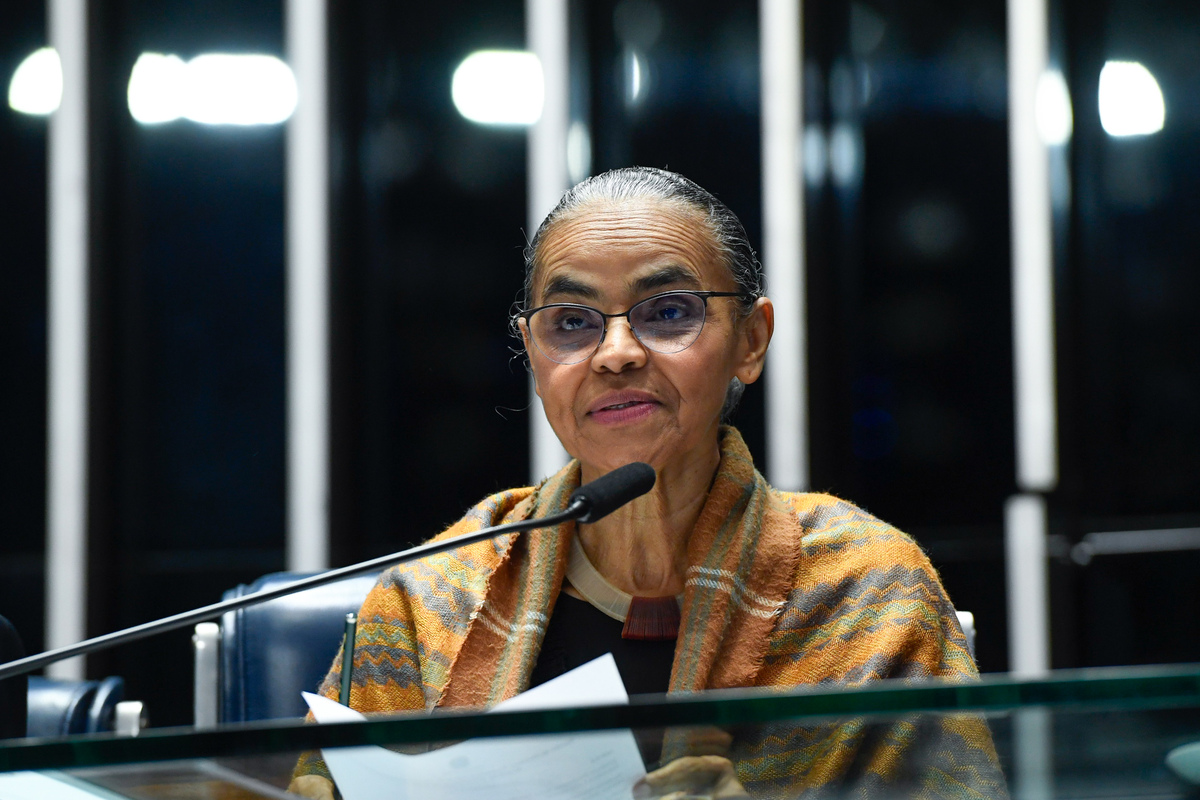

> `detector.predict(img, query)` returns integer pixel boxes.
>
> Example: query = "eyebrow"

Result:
[631,265,701,294]
[541,275,600,302]
[539,264,702,304]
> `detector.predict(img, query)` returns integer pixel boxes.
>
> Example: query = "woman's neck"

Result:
[574,443,720,597]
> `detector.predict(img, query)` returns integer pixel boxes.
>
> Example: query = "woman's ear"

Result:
[734,297,774,385]
[518,317,532,353]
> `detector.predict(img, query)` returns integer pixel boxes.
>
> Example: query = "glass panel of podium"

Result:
[2,663,1199,799]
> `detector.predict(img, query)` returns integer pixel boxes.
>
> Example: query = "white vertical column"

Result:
[1006,0,1057,678]
[1009,0,1058,494]
[1005,494,1050,676]
[760,0,807,491]
[526,0,571,483]
[1008,495,1055,796]
[1013,707,1054,800]
[286,0,330,571]
[46,0,90,681]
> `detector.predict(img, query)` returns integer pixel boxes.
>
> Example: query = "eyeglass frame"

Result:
[514,289,757,365]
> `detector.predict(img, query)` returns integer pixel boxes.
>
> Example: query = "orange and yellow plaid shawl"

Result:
[297,427,1007,798]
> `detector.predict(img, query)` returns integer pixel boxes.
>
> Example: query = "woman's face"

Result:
[521,199,772,483]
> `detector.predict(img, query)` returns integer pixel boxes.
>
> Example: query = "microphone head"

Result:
[569,462,657,523]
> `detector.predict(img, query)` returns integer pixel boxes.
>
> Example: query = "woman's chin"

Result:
[572,429,713,480]
[577,446,663,478]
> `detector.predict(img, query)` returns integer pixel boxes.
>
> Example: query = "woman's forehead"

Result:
[532,199,727,299]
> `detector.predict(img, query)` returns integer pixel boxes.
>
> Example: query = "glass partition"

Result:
[3,664,1199,798]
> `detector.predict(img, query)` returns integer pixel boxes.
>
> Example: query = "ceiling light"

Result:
[8,48,62,115]
[1098,61,1165,137]
[452,50,543,127]
[128,52,297,126]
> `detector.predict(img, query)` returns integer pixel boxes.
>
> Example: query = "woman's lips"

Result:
[587,393,660,424]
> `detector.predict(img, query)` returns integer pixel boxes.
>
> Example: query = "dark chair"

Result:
[26,676,125,738]
[0,615,27,739]
[196,571,378,724]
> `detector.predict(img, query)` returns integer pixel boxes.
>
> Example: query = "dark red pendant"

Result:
[621,596,681,640]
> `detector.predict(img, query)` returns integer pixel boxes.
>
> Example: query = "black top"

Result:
[529,592,676,695]
[529,592,677,766]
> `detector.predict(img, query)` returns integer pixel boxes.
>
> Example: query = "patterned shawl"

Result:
[297,427,1007,798]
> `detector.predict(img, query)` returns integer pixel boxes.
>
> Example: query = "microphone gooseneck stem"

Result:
[339,613,357,706]
[0,500,586,682]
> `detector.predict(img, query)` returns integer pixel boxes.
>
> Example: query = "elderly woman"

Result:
[291,168,1004,799]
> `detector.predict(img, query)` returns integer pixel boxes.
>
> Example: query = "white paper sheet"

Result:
[0,771,114,800]
[303,653,646,800]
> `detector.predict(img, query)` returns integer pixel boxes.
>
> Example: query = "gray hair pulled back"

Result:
[521,166,765,421]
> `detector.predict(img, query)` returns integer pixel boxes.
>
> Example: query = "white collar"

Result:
[564,534,684,622]
[565,534,633,622]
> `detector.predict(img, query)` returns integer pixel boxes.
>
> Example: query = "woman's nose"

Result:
[591,318,648,373]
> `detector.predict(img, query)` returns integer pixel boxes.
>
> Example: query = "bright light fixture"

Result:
[183,54,297,124]
[128,52,297,125]
[451,50,543,126]
[1098,61,1164,137]
[1035,70,1073,146]
[127,53,187,123]
[8,47,62,115]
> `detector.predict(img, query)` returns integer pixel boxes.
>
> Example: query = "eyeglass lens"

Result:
[529,292,708,364]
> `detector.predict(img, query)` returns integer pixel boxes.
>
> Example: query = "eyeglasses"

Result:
[517,290,749,365]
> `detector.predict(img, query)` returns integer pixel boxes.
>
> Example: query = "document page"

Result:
[303,653,646,800]
[0,771,119,800]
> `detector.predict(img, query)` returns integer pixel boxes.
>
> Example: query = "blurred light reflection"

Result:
[127,53,298,126]
[567,120,592,184]
[624,49,650,107]
[1098,61,1164,137]
[1035,69,1073,146]
[451,50,543,127]
[613,0,663,49]
[802,126,827,189]
[829,123,863,189]
[127,54,186,123]
[8,47,62,115]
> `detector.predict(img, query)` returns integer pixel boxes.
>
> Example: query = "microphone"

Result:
[0,463,657,681]
[570,462,656,523]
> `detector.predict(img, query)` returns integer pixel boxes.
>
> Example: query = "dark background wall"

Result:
[1055,0,1200,668]
[78,0,289,724]
[803,0,1017,673]
[326,0,531,570]
[1,0,1198,727]
[0,0,49,660]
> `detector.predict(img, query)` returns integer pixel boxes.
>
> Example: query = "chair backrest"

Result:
[219,571,378,723]
[0,615,26,739]
[26,676,125,738]
[955,611,977,660]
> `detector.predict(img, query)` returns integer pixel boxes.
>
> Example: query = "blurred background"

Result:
[2,0,1198,728]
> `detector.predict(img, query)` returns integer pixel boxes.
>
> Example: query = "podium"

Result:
[1,663,1199,798]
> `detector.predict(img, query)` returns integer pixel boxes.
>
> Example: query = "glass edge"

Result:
[2,663,1198,773]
